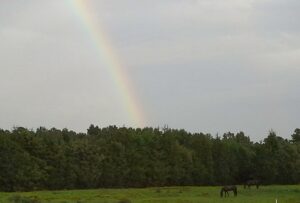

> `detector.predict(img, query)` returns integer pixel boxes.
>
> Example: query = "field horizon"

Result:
[1,185,300,203]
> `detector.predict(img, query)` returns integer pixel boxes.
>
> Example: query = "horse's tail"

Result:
[220,189,223,197]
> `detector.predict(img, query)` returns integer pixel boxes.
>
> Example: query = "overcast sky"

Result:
[0,0,299,141]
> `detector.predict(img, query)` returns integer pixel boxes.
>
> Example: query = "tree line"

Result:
[0,125,300,191]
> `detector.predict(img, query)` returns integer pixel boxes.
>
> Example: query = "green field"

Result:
[0,185,299,203]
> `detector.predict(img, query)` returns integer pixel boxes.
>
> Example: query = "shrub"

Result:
[118,198,132,203]
[9,195,41,203]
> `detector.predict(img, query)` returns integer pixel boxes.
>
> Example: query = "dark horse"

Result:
[244,179,260,189]
[220,185,237,197]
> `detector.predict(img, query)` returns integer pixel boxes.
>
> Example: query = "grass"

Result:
[0,185,299,203]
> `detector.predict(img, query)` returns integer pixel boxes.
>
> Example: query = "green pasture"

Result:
[0,185,299,203]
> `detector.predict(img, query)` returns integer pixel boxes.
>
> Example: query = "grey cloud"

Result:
[0,0,299,140]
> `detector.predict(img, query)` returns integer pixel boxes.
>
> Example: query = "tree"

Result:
[292,128,300,143]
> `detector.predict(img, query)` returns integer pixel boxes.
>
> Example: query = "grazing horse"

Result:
[220,185,237,197]
[244,179,260,189]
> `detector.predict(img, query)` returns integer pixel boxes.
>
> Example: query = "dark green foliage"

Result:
[0,126,299,191]
[292,128,300,143]
[8,195,41,203]
[118,198,132,203]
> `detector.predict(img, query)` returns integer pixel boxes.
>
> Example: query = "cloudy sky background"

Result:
[0,0,299,140]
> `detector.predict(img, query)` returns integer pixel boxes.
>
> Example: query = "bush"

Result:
[9,195,41,203]
[118,198,132,203]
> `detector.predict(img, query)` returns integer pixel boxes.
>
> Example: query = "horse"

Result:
[244,179,260,189]
[220,185,237,197]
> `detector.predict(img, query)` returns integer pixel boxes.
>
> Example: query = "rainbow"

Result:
[67,0,145,127]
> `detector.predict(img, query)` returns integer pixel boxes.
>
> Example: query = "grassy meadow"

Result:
[0,185,300,203]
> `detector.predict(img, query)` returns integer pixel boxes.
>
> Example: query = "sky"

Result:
[0,0,299,141]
